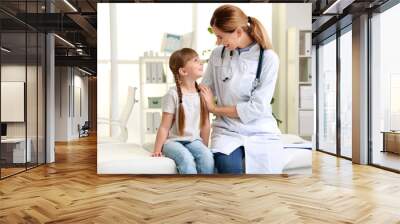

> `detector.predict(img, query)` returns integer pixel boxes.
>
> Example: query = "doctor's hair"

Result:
[169,48,208,136]
[210,4,272,50]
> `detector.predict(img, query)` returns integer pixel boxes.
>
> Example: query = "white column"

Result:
[46,33,55,163]
[109,4,119,137]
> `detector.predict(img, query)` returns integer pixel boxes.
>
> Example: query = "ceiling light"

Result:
[78,67,93,76]
[63,0,78,12]
[322,0,355,15]
[1,47,11,53]
[54,34,75,48]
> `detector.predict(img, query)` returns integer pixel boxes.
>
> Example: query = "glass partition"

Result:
[0,2,46,179]
[1,30,28,177]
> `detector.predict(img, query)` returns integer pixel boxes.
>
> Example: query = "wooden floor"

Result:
[373,150,400,171]
[1,167,26,178]
[1,135,400,223]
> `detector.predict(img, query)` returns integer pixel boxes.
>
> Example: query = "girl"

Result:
[199,4,287,174]
[151,48,214,174]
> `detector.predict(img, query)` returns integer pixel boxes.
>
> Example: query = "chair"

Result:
[98,86,138,143]
[78,121,90,138]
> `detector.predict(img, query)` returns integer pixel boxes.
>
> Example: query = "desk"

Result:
[382,131,400,154]
[1,138,31,163]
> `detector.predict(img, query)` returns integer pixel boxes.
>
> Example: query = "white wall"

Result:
[271,3,312,133]
[1,64,46,163]
[1,65,34,138]
[55,67,89,141]
[286,4,312,31]
[55,67,69,141]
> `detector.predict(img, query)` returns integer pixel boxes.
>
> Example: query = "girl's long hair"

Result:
[169,48,208,136]
[210,4,272,49]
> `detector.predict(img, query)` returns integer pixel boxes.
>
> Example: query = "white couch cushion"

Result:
[98,135,312,174]
[282,148,312,171]
[97,143,177,174]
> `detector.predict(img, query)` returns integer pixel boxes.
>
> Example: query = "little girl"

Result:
[151,48,214,174]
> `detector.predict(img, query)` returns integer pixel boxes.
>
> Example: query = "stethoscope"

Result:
[220,45,264,96]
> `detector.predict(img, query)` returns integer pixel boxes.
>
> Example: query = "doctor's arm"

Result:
[199,85,239,118]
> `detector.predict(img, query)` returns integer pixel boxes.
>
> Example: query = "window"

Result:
[318,37,337,154]
[340,28,352,158]
[370,3,400,171]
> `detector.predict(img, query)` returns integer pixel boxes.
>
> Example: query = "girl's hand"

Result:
[151,150,163,157]
[199,85,215,112]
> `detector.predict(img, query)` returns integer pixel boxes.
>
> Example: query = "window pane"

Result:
[115,3,193,61]
[371,3,400,171]
[340,29,352,158]
[318,37,337,154]
[27,31,38,169]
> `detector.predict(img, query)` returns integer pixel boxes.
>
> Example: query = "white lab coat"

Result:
[201,44,288,174]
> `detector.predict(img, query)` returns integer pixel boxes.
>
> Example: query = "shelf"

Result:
[299,108,314,111]
[140,56,170,62]
[141,82,175,86]
[299,55,311,58]
[299,82,312,85]
[144,108,162,112]
[300,136,312,141]
[145,133,157,135]
[143,82,168,84]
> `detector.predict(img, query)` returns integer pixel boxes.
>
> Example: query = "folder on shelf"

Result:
[153,112,161,132]
[299,110,313,136]
[300,85,313,109]
[157,63,163,83]
[146,112,153,133]
[304,32,311,57]
[146,62,152,83]
[154,63,159,83]
[151,63,157,83]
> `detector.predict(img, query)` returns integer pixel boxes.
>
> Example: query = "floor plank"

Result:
[0,135,400,223]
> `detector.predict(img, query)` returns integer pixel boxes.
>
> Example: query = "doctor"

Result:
[199,4,286,174]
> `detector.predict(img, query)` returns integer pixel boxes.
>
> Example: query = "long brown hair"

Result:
[210,4,272,49]
[169,48,208,136]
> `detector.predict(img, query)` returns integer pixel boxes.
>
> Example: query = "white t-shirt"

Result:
[162,86,202,143]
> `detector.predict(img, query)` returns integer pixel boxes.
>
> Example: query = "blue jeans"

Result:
[163,140,214,174]
[214,146,245,174]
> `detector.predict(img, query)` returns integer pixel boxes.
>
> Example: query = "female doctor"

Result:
[199,5,286,174]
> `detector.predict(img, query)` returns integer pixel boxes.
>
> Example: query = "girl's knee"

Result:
[197,151,214,174]
[176,155,197,174]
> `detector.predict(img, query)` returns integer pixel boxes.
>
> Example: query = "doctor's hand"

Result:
[199,85,216,113]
